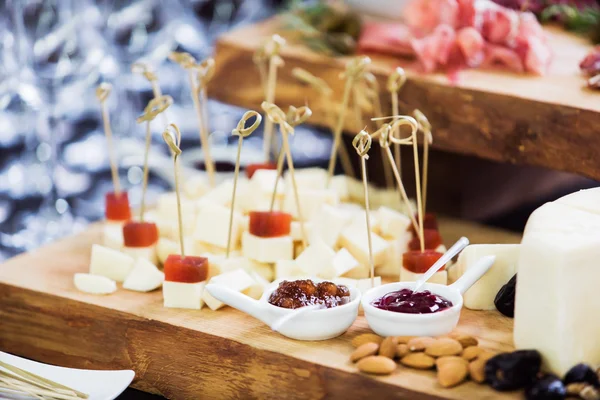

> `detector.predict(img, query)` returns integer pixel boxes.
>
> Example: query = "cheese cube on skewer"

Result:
[346,211,381,235]
[156,237,199,265]
[309,204,353,248]
[295,239,337,279]
[242,232,293,263]
[194,203,243,249]
[202,269,256,311]
[157,192,196,221]
[89,244,135,282]
[74,273,117,295]
[163,281,206,310]
[250,169,284,212]
[123,258,164,292]
[339,226,390,267]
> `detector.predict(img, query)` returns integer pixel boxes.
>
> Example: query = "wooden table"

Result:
[0,218,520,399]
[209,17,600,181]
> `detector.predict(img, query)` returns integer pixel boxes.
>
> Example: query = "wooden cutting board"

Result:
[208,17,600,181]
[0,218,520,399]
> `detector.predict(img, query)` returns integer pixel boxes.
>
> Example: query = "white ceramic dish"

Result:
[206,278,361,341]
[361,255,496,337]
[0,351,135,400]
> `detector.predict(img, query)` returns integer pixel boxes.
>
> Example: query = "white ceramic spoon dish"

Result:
[206,278,361,341]
[361,255,496,337]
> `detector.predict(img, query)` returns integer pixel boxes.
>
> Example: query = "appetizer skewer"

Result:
[131,62,169,127]
[387,68,407,179]
[414,110,433,217]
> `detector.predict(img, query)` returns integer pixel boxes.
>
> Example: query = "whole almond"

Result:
[407,337,436,352]
[438,358,469,388]
[357,356,396,375]
[425,338,463,357]
[396,336,417,344]
[396,344,409,358]
[462,346,484,361]
[379,336,399,359]
[400,352,436,369]
[449,333,478,348]
[436,356,468,369]
[350,342,379,363]
[352,333,383,348]
[468,358,487,383]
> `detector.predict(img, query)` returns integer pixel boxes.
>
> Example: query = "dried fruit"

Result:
[396,336,417,344]
[400,352,436,369]
[564,363,600,388]
[437,357,469,388]
[357,356,396,375]
[425,338,463,357]
[396,344,409,358]
[469,351,500,383]
[407,337,436,352]
[485,350,542,391]
[525,375,566,400]
[462,346,484,361]
[350,342,379,363]
[352,333,383,348]
[449,333,478,348]
[379,336,399,359]
[494,274,516,318]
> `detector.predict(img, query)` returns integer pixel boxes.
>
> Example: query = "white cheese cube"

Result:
[163,281,206,310]
[251,169,284,196]
[194,203,243,249]
[156,237,198,265]
[122,245,157,265]
[208,254,273,282]
[447,264,460,284]
[157,192,196,221]
[330,175,362,202]
[356,276,382,293]
[339,226,390,267]
[74,273,117,295]
[183,174,210,199]
[295,239,337,279]
[152,215,196,242]
[247,271,270,300]
[103,221,125,250]
[290,221,312,242]
[378,206,411,239]
[123,258,164,292]
[332,248,360,277]
[556,188,600,216]
[241,232,293,263]
[337,202,363,218]
[283,189,339,221]
[346,210,381,235]
[457,244,519,310]
[400,266,447,285]
[515,231,600,375]
[89,244,135,283]
[275,260,306,280]
[309,204,353,248]
[376,233,411,278]
[285,168,327,190]
[342,264,370,279]
[202,269,256,310]
[524,201,600,236]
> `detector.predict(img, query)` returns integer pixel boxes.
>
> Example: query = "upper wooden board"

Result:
[208,17,600,181]
[0,218,520,399]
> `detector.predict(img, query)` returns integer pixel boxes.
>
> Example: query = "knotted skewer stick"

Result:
[96,83,121,196]
[131,62,169,126]
[387,68,407,178]
[414,109,433,217]
[162,124,185,256]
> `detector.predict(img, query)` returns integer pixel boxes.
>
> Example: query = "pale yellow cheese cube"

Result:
[163,281,205,310]
[194,203,243,249]
[242,232,293,263]
[89,244,135,283]
[283,188,339,221]
[309,204,353,248]
[378,206,411,239]
[275,260,305,280]
[202,269,256,310]
[103,221,125,250]
[295,239,337,279]
[339,226,390,267]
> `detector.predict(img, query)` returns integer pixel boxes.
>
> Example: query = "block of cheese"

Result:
[283,188,339,221]
[357,276,382,293]
[74,273,117,295]
[242,232,293,263]
[378,206,412,239]
[329,175,351,201]
[339,226,390,267]
[456,244,519,310]
[332,248,360,277]
[156,192,197,221]
[342,263,370,279]
[400,266,447,285]
[183,174,210,199]
[285,168,327,190]
[89,244,135,282]
[275,260,305,280]
[208,254,274,282]
[376,233,411,277]
[514,231,600,375]
[346,210,381,235]
[163,281,206,310]
[248,170,284,212]
[309,204,353,248]
[194,203,243,249]
[156,237,198,265]
[337,202,363,218]
[122,246,157,265]
[295,239,337,279]
[247,271,270,300]
[290,221,311,242]
[123,258,164,292]
[202,269,256,311]
[103,221,125,250]
[524,201,600,236]
[151,215,196,242]
[556,188,600,216]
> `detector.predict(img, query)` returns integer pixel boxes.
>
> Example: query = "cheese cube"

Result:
[330,175,362,202]
[208,254,273,282]
[356,276,382,293]
[339,226,390,267]
[447,264,460,284]
[194,203,243,249]
[89,244,135,282]
[378,206,411,239]
[290,221,312,242]
[342,263,370,279]
[156,192,196,221]
[337,202,363,218]
[333,277,358,289]
[122,245,157,265]
[151,215,196,242]
[247,271,270,300]
[309,204,353,248]
[524,201,600,236]
[376,233,411,277]
[242,232,293,263]
[123,258,164,292]
[514,231,600,375]
[283,189,339,221]
[400,266,447,285]
[156,237,197,265]
[285,168,327,190]
[183,174,210,199]
[346,210,381,235]
[103,221,125,250]
[74,273,117,295]
[456,244,519,310]
[275,260,305,280]
[332,248,360,277]
[556,188,600,216]
[295,239,337,279]
[163,281,206,310]
[202,269,256,310]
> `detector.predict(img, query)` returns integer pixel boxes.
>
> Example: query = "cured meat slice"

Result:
[483,44,524,73]
[357,22,415,57]
[411,24,456,72]
[456,27,485,67]
[580,46,600,76]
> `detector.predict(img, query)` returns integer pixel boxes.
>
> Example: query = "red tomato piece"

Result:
[409,229,443,251]
[409,212,438,236]
[403,250,445,274]
[245,162,276,179]
[249,211,292,237]
[105,192,132,221]
[122,222,159,248]
[164,255,209,283]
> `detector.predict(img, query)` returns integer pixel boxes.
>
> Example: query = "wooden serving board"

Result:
[209,17,600,181]
[0,218,520,400]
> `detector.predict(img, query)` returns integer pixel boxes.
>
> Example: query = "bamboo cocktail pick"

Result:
[387,68,407,178]
[260,35,286,162]
[226,111,263,258]
[131,62,169,126]
[135,95,173,221]
[414,109,433,217]
[352,129,375,288]
[162,124,186,256]
[96,83,121,196]
[262,101,310,247]
[327,56,371,185]
[169,52,216,187]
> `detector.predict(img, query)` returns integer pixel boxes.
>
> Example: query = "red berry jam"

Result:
[372,288,453,314]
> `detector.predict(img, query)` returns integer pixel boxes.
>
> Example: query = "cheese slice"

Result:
[400,266,448,285]
[275,260,305,280]
[295,239,337,279]
[378,206,412,239]
[123,258,164,292]
[339,226,390,267]
[556,188,600,216]
[89,244,135,283]
[163,281,206,310]
[202,269,256,311]
[456,244,519,310]
[309,204,352,248]
[194,203,243,249]
[103,221,125,250]
[74,273,117,295]
[242,232,293,263]
[122,245,158,265]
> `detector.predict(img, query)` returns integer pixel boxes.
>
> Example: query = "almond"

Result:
[357,356,396,375]
[400,352,436,369]
[379,336,399,359]
[437,357,469,388]
[449,333,478,348]
[352,333,383,348]
[396,344,409,358]
[461,346,484,361]
[407,337,436,352]
[350,342,379,363]
[396,336,418,344]
[468,350,499,383]
[425,338,463,357]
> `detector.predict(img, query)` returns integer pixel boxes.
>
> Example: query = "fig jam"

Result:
[372,288,453,314]
[268,279,350,309]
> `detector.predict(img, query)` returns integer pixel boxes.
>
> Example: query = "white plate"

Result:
[0,351,134,400]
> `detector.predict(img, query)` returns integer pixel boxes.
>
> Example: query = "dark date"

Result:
[268,280,350,309]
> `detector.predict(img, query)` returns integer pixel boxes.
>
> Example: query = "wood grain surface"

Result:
[208,17,600,181]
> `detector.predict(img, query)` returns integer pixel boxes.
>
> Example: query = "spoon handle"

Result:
[449,255,496,294]
[270,304,322,332]
[413,237,469,292]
